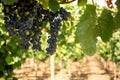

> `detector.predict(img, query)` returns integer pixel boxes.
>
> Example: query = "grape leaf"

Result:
[0,38,5,48]
[114,12,120,29]
[78,0,87,6]
[97,9,115,42]
[75,5,97,55]
[5,55,13,65]
[1,0,18,5]
[39,0,49,9]
[49,0,60,12]
[114,0,120,29]
[115,0,120,12]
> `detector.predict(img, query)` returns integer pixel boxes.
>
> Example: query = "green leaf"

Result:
[48,0,60,12]
[97,9,115,42]
[115,0,120,29]
[0,22,6,34]
[39,0,49,9]
[1,0,19,5]
[115,0,120,12]
[0,39,5,47]
[78,0,87,6]
[8,37,19,50]
[75,5,97,55]
[114,12,120,29]
[5,55,13,65]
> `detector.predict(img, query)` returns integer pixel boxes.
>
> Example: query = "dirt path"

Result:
[14,54,120,80]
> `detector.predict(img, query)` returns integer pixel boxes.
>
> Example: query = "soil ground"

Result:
[14,54,120,80]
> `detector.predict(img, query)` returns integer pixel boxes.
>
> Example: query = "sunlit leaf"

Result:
[5,55,13,65]
[75,5,97,55]
[0,39,5,47]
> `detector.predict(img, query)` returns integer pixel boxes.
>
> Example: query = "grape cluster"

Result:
[2,0,44,51]
[46,8,71,54]
[2,0,71,54]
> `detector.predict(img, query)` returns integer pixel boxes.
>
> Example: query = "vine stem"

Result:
[59,0,76,4]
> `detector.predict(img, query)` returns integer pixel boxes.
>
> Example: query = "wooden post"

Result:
[59,60,63,80]
[59,59,63,80]
[50,54,55,80]
[114,63,116,80]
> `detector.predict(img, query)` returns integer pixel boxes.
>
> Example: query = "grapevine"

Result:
[1,0,71,54]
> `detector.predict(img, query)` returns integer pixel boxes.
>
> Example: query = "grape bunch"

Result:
[46,8,71,54]
[2,0,44,51]
[1,0,71,54]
